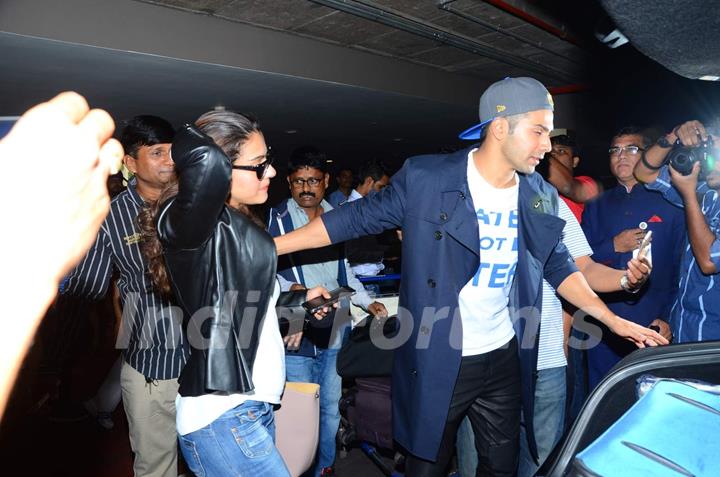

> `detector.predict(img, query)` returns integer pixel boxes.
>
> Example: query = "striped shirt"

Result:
[647,166,720,342]
[63,179,188,380]
[537,200,592,370]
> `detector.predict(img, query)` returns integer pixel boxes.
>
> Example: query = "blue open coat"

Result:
[321,147,577,461]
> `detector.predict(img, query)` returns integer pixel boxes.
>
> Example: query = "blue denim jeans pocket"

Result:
[179,400,289,477]
[232,401,275,459]
[179,431,208,477]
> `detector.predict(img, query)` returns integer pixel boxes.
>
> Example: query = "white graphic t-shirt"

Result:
[459,150,518,356]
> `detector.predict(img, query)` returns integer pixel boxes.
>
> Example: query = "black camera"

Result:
[667,136,716,177]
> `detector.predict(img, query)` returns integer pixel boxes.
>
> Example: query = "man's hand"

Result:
[367,302,388,318]
[673,120,709,147]
[614,228,645,253]
[606,315,669,348]
[0,92,124,283]
[649,319,673,342]
[669,161,701,200]
[0,92,122,419]
[305,286,337,320]
[624,256,652,290]
[283,331,303,350]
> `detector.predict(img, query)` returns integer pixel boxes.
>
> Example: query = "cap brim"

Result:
[458,119,492,140]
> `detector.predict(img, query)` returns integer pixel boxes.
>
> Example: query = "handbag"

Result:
[275,382,320,477]
[336,314,398,378]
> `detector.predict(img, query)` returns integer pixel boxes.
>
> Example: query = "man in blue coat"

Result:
[274,77,666,476]
[581,127,684,388]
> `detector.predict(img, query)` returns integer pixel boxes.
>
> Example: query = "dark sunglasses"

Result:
[231,152,274,180]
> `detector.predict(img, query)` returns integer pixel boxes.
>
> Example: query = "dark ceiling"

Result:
[139,0,588,85]
[1,0,718,187]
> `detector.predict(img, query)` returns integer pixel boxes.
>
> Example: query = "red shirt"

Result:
[560,175,598,222]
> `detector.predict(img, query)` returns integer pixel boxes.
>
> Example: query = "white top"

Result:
[537,200,593,370]
[176,281,285,436]
[459,150,518,356]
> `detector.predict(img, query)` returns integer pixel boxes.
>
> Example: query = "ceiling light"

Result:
[213,105,225,111]
[326,159,334,163]
[285,129,298,134]
[699,76,720,81]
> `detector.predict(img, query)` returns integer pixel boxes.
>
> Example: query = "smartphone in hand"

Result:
[302,286,356,314]
[637,230,653,259]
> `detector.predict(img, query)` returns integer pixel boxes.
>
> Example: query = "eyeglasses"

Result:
[231,154,274,180]
[290,177,323,188]
[609,145,644,156]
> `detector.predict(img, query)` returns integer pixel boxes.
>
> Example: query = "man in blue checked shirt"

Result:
[635,119,720,343]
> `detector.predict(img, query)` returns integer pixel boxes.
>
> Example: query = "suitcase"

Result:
[574,379,720,476]
[345,377,394,451]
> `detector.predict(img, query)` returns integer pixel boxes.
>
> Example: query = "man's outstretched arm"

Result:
[274,216,332,255]
[556,272,668,348]
[276,158,409,255]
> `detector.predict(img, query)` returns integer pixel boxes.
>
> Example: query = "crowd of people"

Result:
[2,73,718,477]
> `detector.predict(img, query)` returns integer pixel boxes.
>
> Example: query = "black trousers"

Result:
[405,338,521,477]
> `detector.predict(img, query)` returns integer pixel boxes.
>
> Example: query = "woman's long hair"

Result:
[137,111,262,298]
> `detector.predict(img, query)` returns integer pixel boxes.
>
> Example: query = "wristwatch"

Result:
[620,274,641,294]
[656,135,674,148]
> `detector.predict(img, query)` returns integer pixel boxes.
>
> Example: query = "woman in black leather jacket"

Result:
[139,111,328,477]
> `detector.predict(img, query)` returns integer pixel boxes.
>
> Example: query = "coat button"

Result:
[439,212,448,221]
[411,369,417,376]
[434,230,443,240]
[420,325,430,335]
[427,279,436,288]
[459,192,466,200]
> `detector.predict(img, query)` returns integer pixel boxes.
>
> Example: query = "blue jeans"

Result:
[456,416,478,477]
[178,400,290,477]
[456,366,566,477]
[518,366,566,477]
[285,348,342,475]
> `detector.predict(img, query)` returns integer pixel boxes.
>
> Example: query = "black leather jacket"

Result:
[158,125,277,397]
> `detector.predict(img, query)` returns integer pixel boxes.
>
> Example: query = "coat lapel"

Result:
[518,175,566,265]
[440,148,480,256]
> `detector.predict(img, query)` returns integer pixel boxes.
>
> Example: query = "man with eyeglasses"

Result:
[267,146,387,477]
[581,126,685,388]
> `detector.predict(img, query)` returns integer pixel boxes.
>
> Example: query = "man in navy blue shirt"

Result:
[635,120,720,343]
[581,127,685,388]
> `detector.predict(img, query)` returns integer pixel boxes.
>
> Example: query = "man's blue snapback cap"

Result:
[459,77,554,140]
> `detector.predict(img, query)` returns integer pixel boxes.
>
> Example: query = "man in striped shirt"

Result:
[64,116,187,477]
[636,119,720,343]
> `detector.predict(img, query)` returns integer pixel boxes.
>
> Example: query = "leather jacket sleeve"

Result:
[160,125,232,249]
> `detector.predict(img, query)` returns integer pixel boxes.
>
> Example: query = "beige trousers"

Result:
[120,361,179,477]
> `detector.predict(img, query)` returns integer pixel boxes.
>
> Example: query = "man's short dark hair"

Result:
[120,115,174,157]
[551,134,580,156]
[288,146,328,174]
[358,159,388,183]
[612,126,651,149]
